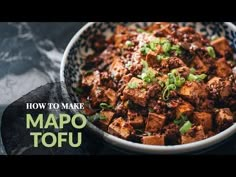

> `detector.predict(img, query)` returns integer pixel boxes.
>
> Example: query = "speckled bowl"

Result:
[60,22,236,154]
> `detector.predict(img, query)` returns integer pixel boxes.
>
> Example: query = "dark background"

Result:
[0,22,236,155]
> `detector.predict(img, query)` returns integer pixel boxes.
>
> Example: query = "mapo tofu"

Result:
[76,23,236,145]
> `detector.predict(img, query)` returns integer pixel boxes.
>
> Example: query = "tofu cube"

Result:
[82,70,100,87]
[178,81,207,104]
[190,56,209,74]
[141,134,165,145]
[96,110,114,131]
[216,108,234,131]
[207,77,232,99]
[114,25,128,48]
[105,88,117,106]
[193,112,212,132]
[211,37,232,57]
[146,49,161,66]
[145,113,166,133]
[146,22,170,32]
[80,97,96,115]
[108,117,135,140]
[178,26,195,33]
[127,109,144,128]
[123,77,148,107]
[90,85,108,107]
[215,58,232,78]
[109,57,127,80]
[181,125,205,144]
[176,101,194,119]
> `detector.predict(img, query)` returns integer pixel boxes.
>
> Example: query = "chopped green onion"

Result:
[99,115,107,120]
[125,40,134,47]
[174,114,188,126]
[187,73,197,81]
[158,80,165,87]
[138,60,156,83]
[137,28,146,33]
[162,70,185,101]
[153,38,161,44]
[157,53,170,61]
[160,38,169,45]
[149,108,155,113]
[141,88,146,92]
[206,46,216,58]
[170,70,185,87]
[190,67,196,74]
[171,69,177,74]
[128,82,138,89]
[175,77,185,87]
[211,35,218,41]
[99,103,113,110]
[179,121,192,134]
[138,70,155,83]
[140,44,151,55]
[125,61,132,69]
[198,74,207,80]
[87,113,107,122]
[142,60,148,70]
[87,113,99,122]
[171,45,182,56]
[168,84,177,90]
[149,41,157,51]
[187,73,207,82]
[162,41,171,53]
[163,84,176,101]
[85,70,94,75]
[135,129,144,134]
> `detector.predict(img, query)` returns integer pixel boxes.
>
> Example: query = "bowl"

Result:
[60,22,236,154]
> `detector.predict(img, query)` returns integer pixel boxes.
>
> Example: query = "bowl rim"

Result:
[60,22,236,154]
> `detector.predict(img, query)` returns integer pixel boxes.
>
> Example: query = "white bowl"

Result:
[60,22,236,154]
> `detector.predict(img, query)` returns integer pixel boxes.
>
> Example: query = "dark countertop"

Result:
[0,22,236,155]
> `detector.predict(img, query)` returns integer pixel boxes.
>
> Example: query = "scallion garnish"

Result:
[187,73,207,82]
[162,70,185,101]
[174,114,188,126]
[138,70,155,83]
[157,53,170,61]
[99,115,107,120]
[162,41,171,53]
[99,103,113,110]
[149,41,157,51]
[140,44,151,55]
[148,108,155,113]
[211,35,218,41]
[206,46,216,58]
[125,61,132,69]
[190,67,196,74]
[85,70,94,75]
[87,113,107,122]
[163,84,176,101]
[125,40,134,47]
[179,121,192,134]
[137,28,146,33]
[128,82,138,89]
[171,45,182,56]
[138,60,156,83]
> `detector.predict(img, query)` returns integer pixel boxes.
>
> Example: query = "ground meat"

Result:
[168,57,186,69]
[163,123,180,145]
